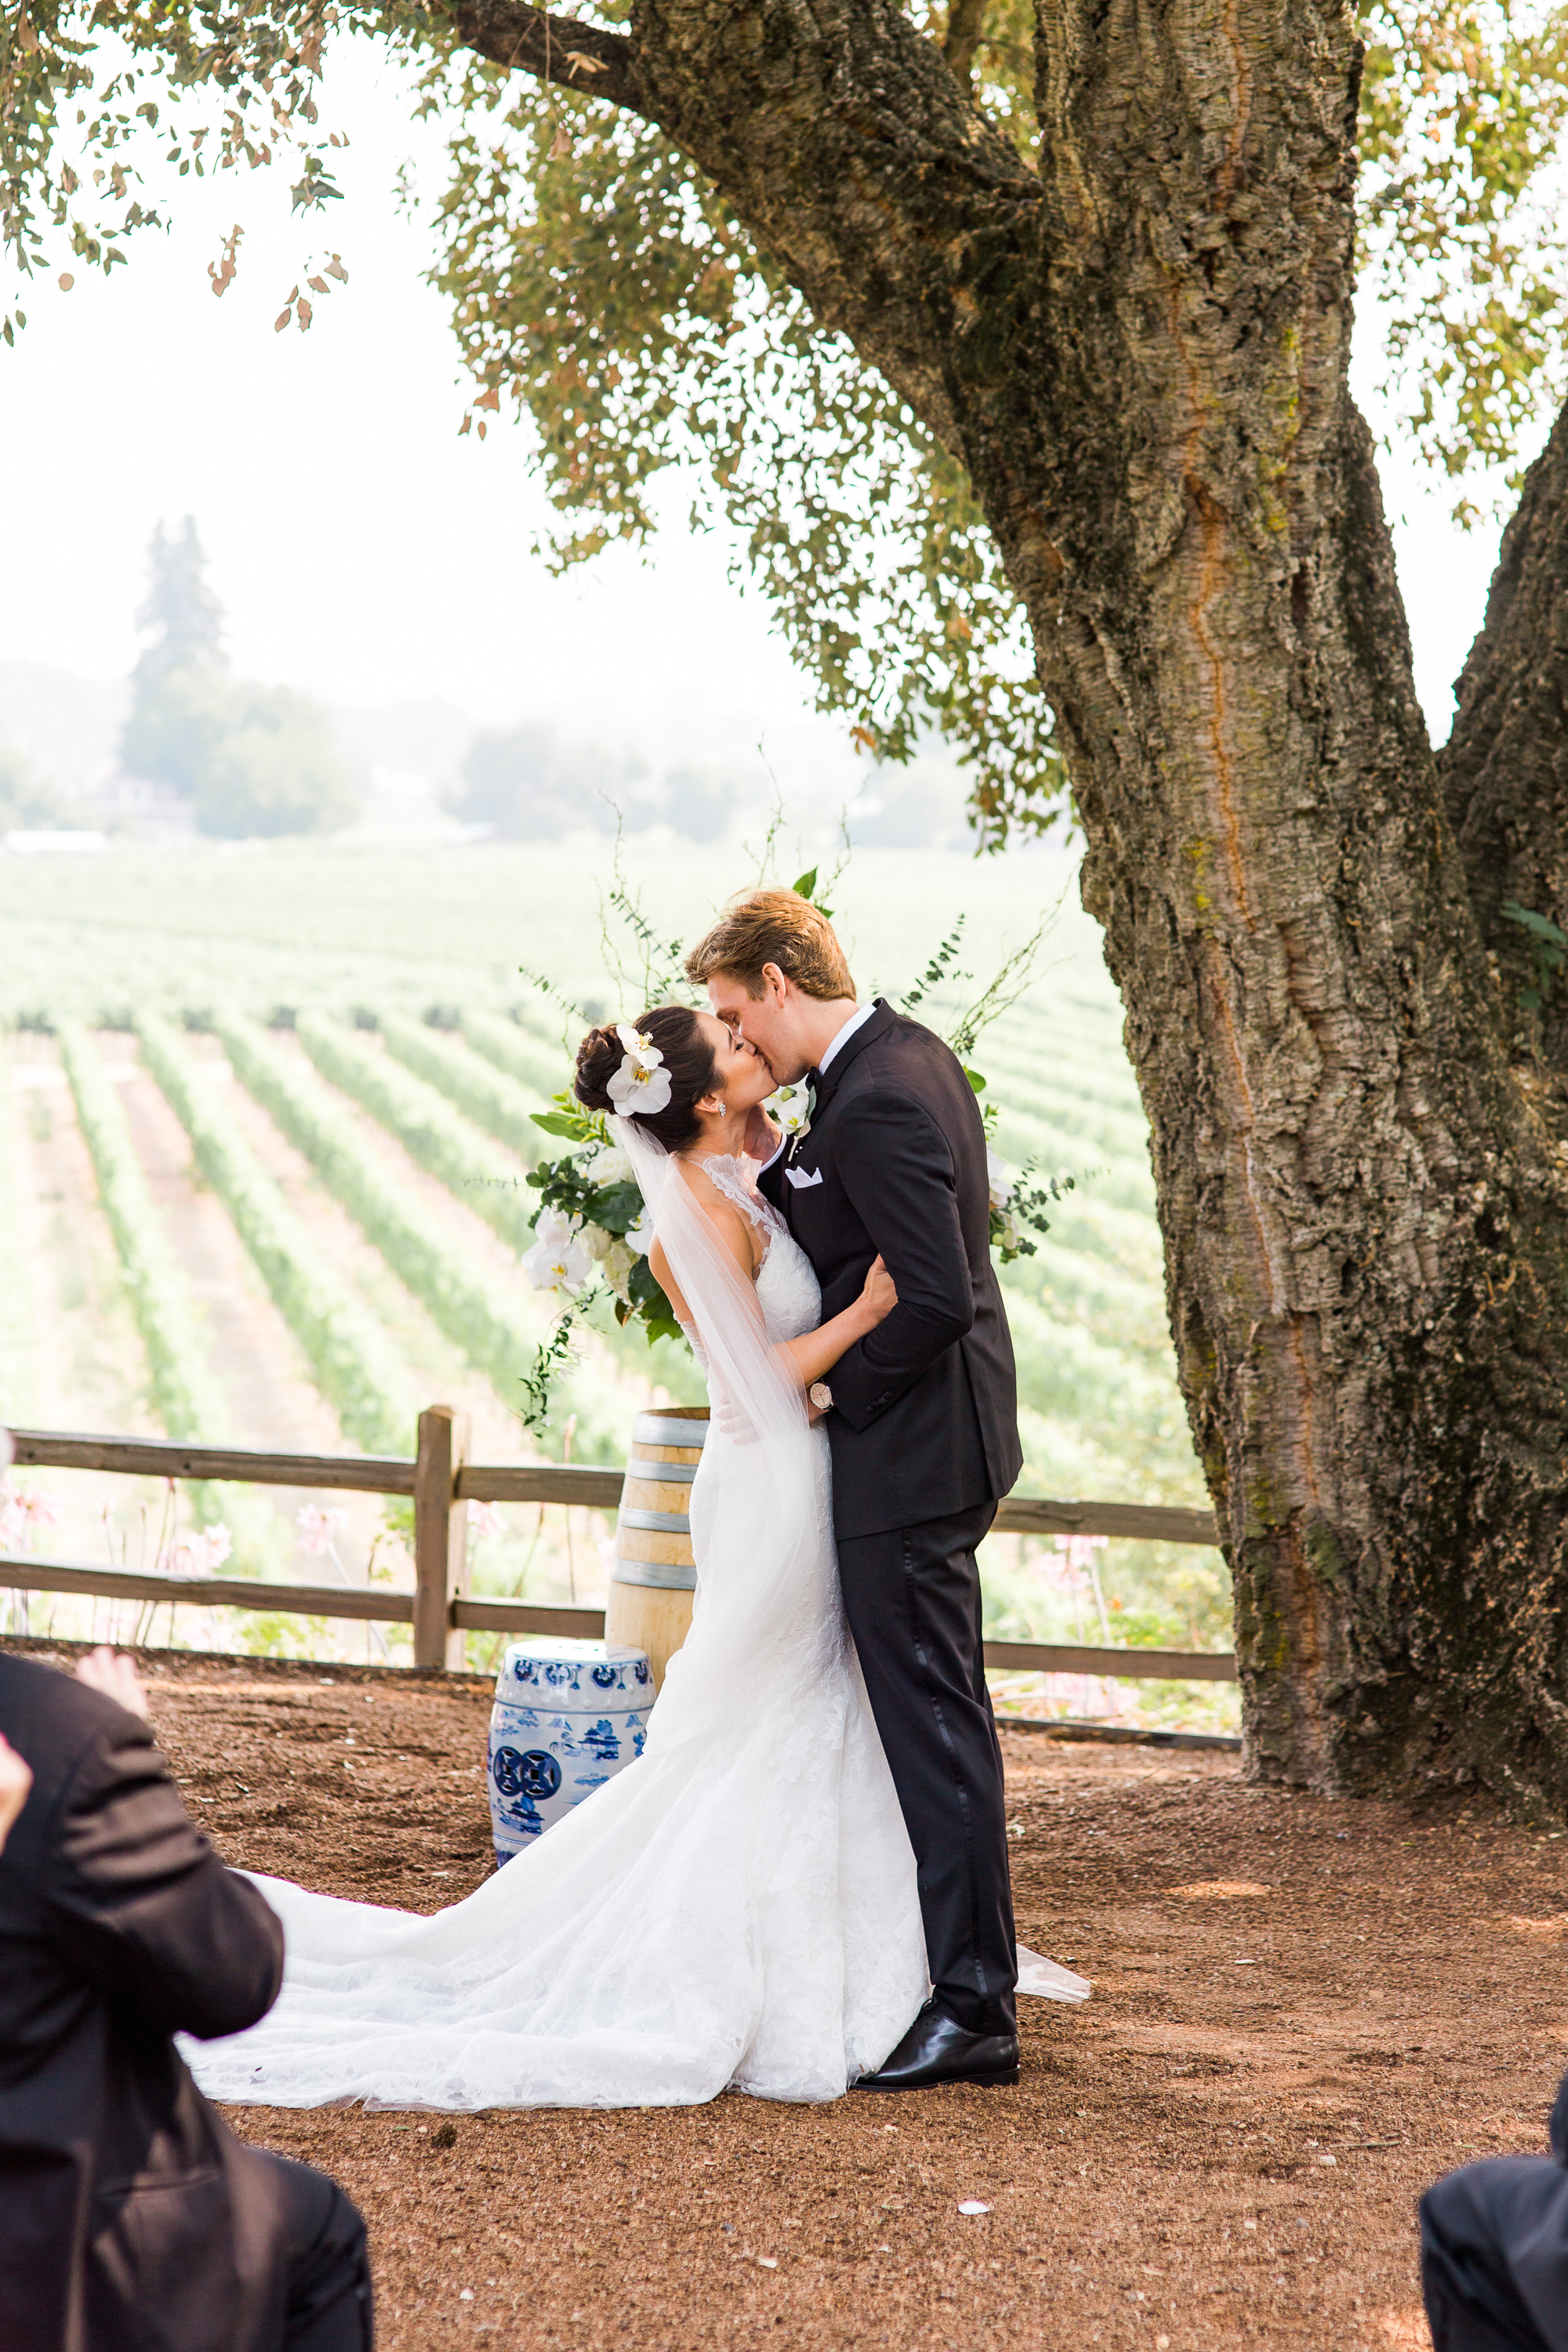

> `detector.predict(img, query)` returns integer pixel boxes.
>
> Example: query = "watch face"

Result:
[810,1381,833,1410]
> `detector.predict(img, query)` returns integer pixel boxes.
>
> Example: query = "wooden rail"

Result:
[3,1416,1232,1682]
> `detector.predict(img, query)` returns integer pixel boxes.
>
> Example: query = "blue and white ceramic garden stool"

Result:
[486,1637,654,1867]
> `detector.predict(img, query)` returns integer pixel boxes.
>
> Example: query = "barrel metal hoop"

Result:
[626,1457,698,1485]
[616,1507,692,1534]
[612,1555,698,1592]
[631,1415,710,1447]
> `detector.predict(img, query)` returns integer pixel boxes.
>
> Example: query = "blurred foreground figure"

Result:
[0,1647,374,2352]
[1422,2072,1568,2350]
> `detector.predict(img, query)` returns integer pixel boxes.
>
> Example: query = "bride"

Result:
[189,1007,1077,2114]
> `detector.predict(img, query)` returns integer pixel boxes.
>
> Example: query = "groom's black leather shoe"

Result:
[855,2005,1020,2092]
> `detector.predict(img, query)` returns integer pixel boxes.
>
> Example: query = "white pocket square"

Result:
[785,1164,825,1189]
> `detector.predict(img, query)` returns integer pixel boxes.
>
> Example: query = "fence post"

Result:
[413,1404,470,1671]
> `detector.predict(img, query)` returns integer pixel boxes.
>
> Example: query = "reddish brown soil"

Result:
[32,1645,1568,2350]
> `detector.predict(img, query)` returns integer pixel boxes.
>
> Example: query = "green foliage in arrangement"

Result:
[294,1013,535,1253]
[138,1011,415,1457]
[379,1014,547,1160]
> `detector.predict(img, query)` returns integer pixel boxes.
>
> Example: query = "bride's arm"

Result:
[650,1199,897,1401]
[779,1258,896,1394]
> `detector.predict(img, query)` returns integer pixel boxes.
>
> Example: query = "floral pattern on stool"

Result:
[487,1637,653,1865]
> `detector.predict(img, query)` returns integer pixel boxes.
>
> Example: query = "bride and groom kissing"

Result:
[190,887,1085,2117]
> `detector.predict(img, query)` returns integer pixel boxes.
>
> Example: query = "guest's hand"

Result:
[75,1647,151,1719]
[0,1733,32,1853]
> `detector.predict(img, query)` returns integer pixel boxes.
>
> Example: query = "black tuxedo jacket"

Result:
[757,1002,1023,1540]
[0,1653,287,2352]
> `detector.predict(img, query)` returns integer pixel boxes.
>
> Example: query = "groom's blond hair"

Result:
[684,888,856,1002]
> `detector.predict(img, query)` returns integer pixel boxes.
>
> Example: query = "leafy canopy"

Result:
[5,0,1565,837]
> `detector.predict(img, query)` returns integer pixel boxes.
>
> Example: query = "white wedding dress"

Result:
[187,1146,1084,2114]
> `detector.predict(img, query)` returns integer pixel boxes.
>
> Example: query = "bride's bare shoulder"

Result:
[672,1157,763,1273]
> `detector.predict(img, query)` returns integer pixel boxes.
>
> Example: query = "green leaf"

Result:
[1501,901,1568,949]
[792,867,818,902]
[531,1110,587,1138]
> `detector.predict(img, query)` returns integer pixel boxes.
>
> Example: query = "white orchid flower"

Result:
[986,1146,1012,1210]
[607,1023,673,1119]
[764,1080,814,1136]
[522,1209,593,1298]
[624,1206,655,1258]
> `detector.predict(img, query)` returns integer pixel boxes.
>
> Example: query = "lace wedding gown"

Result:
[187,1160,931,2110]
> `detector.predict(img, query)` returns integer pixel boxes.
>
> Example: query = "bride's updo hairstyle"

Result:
[574,1007,719,1152]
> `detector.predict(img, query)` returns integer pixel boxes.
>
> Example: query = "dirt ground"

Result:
[29,1644,1568,2350]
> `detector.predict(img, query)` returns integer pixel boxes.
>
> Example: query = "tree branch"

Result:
[448,1,645,114]
[1438,392,1568,1073]
[443,0,1039,462]
[942,0,990,86]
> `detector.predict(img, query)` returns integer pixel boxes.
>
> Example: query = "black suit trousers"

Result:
[835,1500,1016,2034]
[1421,2158,1568,2352]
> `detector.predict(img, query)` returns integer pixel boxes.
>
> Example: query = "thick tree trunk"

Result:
[461,0,1568,1810]
[1439,397,1568,1083]
[998,0,1568,1808]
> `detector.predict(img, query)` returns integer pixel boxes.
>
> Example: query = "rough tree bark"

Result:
[454,0,1568,1812]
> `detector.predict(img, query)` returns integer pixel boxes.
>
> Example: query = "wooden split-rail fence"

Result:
[2,1410,1236,1684]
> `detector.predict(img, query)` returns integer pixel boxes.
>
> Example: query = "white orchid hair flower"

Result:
[607,1022,673,1119]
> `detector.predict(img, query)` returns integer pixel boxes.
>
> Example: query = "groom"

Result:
[687,889,1024,2089]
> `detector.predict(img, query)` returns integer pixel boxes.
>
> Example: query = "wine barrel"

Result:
[603,1405,706,1690]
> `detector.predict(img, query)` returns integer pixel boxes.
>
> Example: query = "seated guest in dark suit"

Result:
[0,1646,375,2352]
[1421,2070,1568,2350]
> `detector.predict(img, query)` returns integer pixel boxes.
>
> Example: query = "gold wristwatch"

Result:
[809,1381,833,1412]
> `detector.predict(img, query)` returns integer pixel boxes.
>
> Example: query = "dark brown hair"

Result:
[683,887,855,1002]
[573,1006,718,1152]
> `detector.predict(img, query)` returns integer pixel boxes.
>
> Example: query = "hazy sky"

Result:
[0,36,1520,757]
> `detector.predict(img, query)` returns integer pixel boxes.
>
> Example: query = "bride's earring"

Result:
[717,1104,727,1119]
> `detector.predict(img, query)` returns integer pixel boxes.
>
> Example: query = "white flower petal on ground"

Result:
[957,2200,991,2216]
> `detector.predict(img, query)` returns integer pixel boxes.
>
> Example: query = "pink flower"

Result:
[198,1523,233,1571]
[0,1480,60,1554]
[296,1504,348,1557]
[468,1502,503,1542]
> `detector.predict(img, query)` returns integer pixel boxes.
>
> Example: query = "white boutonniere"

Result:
[765,1080,816,1160]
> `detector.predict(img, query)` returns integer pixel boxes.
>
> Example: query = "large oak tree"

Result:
[8,0,1568,1809]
